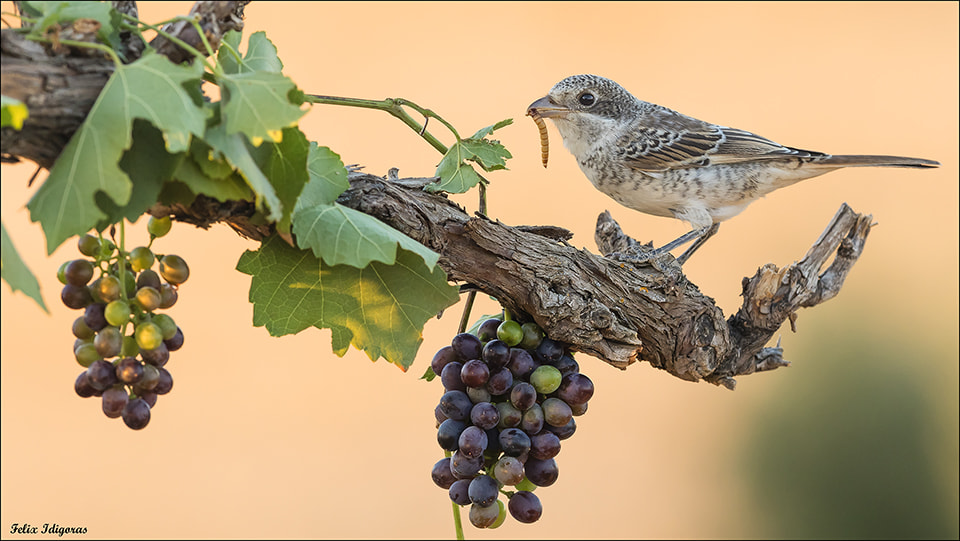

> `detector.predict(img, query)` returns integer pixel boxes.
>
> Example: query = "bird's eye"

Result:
[578,92,596,107]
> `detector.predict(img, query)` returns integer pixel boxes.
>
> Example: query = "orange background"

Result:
[2,2,957,538]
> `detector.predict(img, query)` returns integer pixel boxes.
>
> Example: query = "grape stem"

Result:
[444,450,466,540]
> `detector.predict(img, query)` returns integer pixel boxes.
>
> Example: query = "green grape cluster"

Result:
[429,312,595,528]
[62,216,187,430]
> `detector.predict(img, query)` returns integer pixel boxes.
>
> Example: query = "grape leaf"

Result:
[305,143,349,205]
[219,30,283,75]
[462,138,512,172]
[426,142,483,194]
[204,122,283,222]
[189,138,234,180]
[27,53,206,254]
[470,118,513,140]
[220,71,305,146]
[1,95,28,130]
[1,221,48,313]
[236,235,460,370]
[21,1,122,51]
[172,159,252,203]
[248,127,309,234]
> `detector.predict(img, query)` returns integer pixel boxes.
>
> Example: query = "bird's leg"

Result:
[673,223,720,264]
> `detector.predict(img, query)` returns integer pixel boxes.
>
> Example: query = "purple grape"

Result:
[431,345,457,376]
[122,397,150,430]
[477,318,502,342]
[470,402,500,430]
[542,397,573,427]
[521,403,545,435]
[101,386,128,418]
[482,339,511,369]
[153,368,173,395]
[530,430,561,460]
[163,327,184,351]
[460,359,490,388]
[451,332,482,362]
[440,361,466,392]
[432,457,457,489]
[450,450,483,479]
[493,455,525,485]
[524,457,559,487]
[556,373,594,405]
[535,337,564,363]
[485,367,513,396]
[438,419,467,451]
[547,417,577,440]
[458,426,488,459]
[508,491,542,523]
[496,401,522,429]
[499,428,531,457]
[510,382,537,411]
[507,348,538,379]
[86,359,117,391]
[553,353,580,376]
[439,390,473,421]
[83,303,108,331]
[74,371,98,398]
[448,478,472,506]
[468,474,499,507]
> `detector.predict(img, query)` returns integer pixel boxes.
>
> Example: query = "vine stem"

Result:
[305,94,457,156]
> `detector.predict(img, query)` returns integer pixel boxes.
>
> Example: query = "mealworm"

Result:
[528,109,549,168]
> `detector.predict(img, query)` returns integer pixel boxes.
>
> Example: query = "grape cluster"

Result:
[62,216,187,430]
[429,316,595,528]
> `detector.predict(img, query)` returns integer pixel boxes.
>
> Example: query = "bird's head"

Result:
[526,75,641,156]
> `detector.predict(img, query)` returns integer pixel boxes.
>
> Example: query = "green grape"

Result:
[121,335,140,357]
[519,322,544,350]
[56,261,70,285]
[530,365,562,394]
[104,300,130,327]
[98,238,116,261]
[488,500,507,529]
[135,286,162,312]
[497,320,523,347]
[159,255,189,285]
[74,343,101,367]
[71,317,95,340]
[77,234,101,257]
[151,313,178,340]
[128,246,155,272]
[147,215,172,238]
[514,477,537,492]
[121,269,137,297]
[135,322,164,351]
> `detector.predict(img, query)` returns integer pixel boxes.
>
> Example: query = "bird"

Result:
[526,74,940,264]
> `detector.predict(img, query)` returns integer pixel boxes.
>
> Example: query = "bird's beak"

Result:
[526,96,568,119]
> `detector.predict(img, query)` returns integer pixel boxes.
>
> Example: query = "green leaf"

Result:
[26,53,206,254]
[218,30,283,75]
[462,137,512,172]
[220,71,305,145]
[189,138,234,180]
[236,235,460,370]
[470,118,513,140]
[420,365,437,381]
[173,158,252,203]
[305,143,350,205]
[204,122,283,222]
[426,141,483,194]
[1,221,48,313]
[248,127,310,234]
[292,202,440,269]
[96,119,185,226]
[1,95,29,130]
[22,1,122,51]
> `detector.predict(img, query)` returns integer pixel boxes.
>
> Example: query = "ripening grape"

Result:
[159,254,189,285]
[128,246,155,272]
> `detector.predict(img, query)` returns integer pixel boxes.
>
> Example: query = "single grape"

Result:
[122,398,151,430]
[128,246,155,272]
[542,397,573,428]
[135,286,162,312]
[140,342,170,367]
[547,417,576,440]
[521,403,545,435]
[495,401,522,429]
[150,314,177,340]
[83,303,108,331]
[72,317,95,339]
[120,335,139,357]
[449,450,483,479]
[77,234,101,257]
[139,391,158,408]
[64,259,94,286]
[499,427,531,457]
[133,364,160,393]
[476,318,502,342]
[481,339,511,369]
[431,457,457,489]
[435,404,448,425]
[147,215,172,238]
[458,426,488,459]
[524,457,559,487]
[508,491,543,524]
[469,402,500,430]
[460,359,490,388]
[438,390,473,421]
[135,322,164,351]
[553,353,580,376]
[73,342,101,367]
[467,474,499,507]
[535,337,564,364]
[115,356,144,384]
[496,320,523,346]
[136,269,162,291]
[101,386,128,418]
[510,382,538,411]
[466,385,491,404]
[431,345,457,376]
[485,367,513,396]
[94,326,122,358]
[515,477,537,492]
[97,275,122,302]
[440,361,466,392]
[493,455,525,486]
[570,401,588,417]
[86,359,118,391]
[451,332,482,362]
[163,327,184,352]
[529,430,561,460]
[153,368,173,395]
[556,372,595,405]
[104,300,131,327]
[60,284,93,309]
[158,283,178,309]
[530,365,562,394]
[74,371,99,398]
[448,478,472,506]
[469,501,500,528]
[56,261,69,285]
[507,348,538,379]
[159,254,189,285]
[519,322,544,350]
[437,419,467,452]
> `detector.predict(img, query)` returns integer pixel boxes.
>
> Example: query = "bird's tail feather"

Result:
[822,155,940,168]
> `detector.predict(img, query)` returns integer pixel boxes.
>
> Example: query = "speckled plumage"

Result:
[527,74,939,261]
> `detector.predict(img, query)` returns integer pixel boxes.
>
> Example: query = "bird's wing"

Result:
[620,112,827,172]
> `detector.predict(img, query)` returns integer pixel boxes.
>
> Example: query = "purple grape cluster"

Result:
[61,217,186,430]
[429,316,595,528]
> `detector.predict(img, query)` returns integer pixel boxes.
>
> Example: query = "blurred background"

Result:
[2,2,957,538]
